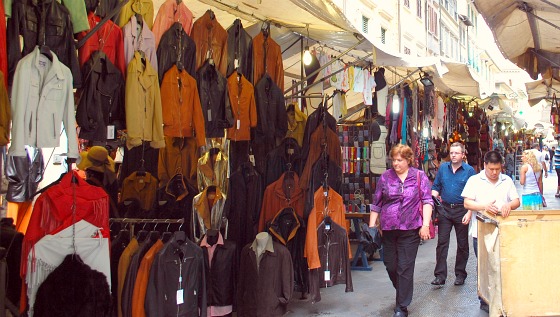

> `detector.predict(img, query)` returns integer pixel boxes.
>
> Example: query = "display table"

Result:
[476,210,560,317]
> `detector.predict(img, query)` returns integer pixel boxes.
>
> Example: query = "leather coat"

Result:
[305,157,343,219]
[196,60,234,138]
[226,19,252,82]
[146,234,207,317]
[201,237,237,307]
[264,137,303,187]
[7,0,81,87]
[254,74,288,142]
[76,51,125,142]
[301,106,337,162]
[191,10,228,76]
[192,187,227,243]
[6,148,44,202]
[157,22,196,83]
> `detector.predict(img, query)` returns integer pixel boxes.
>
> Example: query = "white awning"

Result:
[430,60,483,99]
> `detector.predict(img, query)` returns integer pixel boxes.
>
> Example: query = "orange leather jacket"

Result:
[226,73,257,141]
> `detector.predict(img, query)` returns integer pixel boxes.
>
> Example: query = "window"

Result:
[381,27,386,44]
[417,0,422,18]
[404,47,411,55]
[362,15,369,33]
[404,0,410,8]
[427,5,438,36]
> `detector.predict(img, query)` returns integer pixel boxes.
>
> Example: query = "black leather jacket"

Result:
[157,22,196,84]
[264,137,303,187]
[7,0,81,87]
[305,158,343,219]
[196,61,234,138]
[6,148,44,202]
[146,235,207,317]
[202,239,237,307]
[301,106,337,162]
[77,51,125,141]
[254,74,287,141]
[226,19,252,82]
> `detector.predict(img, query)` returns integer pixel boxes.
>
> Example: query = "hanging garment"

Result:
[264,137,304,187]
[33,254,111,317]
[304,157,343,219]
[123,14,158,72]
[352,66,364,93]
[77,12,125,76]
[118,142,159,186]
[26,220,110,316]
[158,136,199,189]
[226,73,257,141]
[117,0,153,28]
[125,51,165,149]
[9,47,79,158]
[268,207,308,293]
[226,19,253,82]
[0,72,10,145]
[160,65,206,143]
[259,172,305,232]
[370,123,388,175]
[6,147,44,202]
[252,31,284,89]
[332,90,347,120]
[152,0,193,47]
[285,105,307,147]
[110,231,130,317]
[304,188,349,270]
[197,149,229,195]
[0,218,23,307]
[21,171,110,276]
[157,22,196,82]
[153,177,197,231]
[192,186,227,243]
[200,233,237,316]
[0,3,7,90]
[145,234,207,317]
[191,10,228,76]
[76,51,125,142]
[131,239,164,317]
[363,70,377,105]
[197,60,234,138]
[117,238,139,317]
[120,171,158,211]
[308,221,353,303]
[237,237,293,317]
[227,162,262,260]
[299,125,342,191]
[7,0,81,87]
[301,107,337,161]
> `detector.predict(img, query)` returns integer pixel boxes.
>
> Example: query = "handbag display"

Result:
[417,171,436,239]
[532,170,547,207]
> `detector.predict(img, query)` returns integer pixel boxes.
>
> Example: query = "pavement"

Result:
[287,171,560,317]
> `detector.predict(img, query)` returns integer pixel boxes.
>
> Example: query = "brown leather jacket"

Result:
[252,31,284,90]
[191,10,228,76]
[259,172,305,232]
[226,73,257,141]
[299,125,342,190]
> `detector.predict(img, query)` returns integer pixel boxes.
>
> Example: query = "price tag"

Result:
[234,58,239,69]
[249,154,255,166]
[324,270,331,281]
[176,289,184,305]
[207,109,212,121]
[107,125,115,140]
[325,224,330,230]
[287,148,294,155]
[237,119,241,129]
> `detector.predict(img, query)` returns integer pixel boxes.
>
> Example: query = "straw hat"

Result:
[77,146,115,173]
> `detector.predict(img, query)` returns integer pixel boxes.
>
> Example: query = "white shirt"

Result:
[461,171,519,238]
[522,164,541,194]
[530,149,544,164]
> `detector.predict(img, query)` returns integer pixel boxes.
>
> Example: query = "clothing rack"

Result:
[110,218,184,240]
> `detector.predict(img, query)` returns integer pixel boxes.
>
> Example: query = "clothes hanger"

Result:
[40,45,53,62]
[136,222,149,242]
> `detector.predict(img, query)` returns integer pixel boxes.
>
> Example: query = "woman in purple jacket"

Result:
[369,144,433,317]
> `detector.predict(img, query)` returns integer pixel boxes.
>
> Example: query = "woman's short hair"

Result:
[389,144,414,166]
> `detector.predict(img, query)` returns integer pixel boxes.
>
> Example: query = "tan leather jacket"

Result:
[197,150,229,195]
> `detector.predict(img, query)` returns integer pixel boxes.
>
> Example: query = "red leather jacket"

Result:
[77,12,126,76]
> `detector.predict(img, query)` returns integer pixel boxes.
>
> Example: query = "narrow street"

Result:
[288,170,559,317]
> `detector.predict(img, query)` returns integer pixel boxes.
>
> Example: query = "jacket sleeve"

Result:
[8,57,27,157]
[249,85,257,128]
[65,16,82,88]
[156,37,170,84]
[115,27,126,77]
[151,4,166,49]
[197,251,207,317]
[218,37,228,77]
[145,253,162,317]
[0,77,11,145]
[278,245,294,305]
[62,68,79,158]
[149,79,165,149]
[236,247,247,315]
[274,90,288,138]
[192,84,206,147]
[222,82,234,128]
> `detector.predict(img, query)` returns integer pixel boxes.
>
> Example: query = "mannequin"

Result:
[255,232,270,263]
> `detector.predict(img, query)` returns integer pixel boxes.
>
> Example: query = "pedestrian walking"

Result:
[519,150,543,210]
[430,142,476,286]
[553,145,560,197]
[369,144,433,317]
[461,150,520,312]
[548,146,555,173]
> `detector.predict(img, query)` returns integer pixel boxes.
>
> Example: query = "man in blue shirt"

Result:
[430,142,476,286]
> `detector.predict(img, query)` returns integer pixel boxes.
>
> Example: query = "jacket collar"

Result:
[250,234,275,254]
[31,0,53,6]
[273,171,303,202]
[33,46,65,81]
[200,232,224,248]
[166,65,194,88]
[198,151,227,180]
[132,51,156,89]
[194,187,224,228]
[128,15,154,41]
[91,51,119,75]
[131,171,154,192]
[268,207,301,245]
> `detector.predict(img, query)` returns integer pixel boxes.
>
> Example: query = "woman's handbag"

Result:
[417,171,436,239]
[532,171,547,207]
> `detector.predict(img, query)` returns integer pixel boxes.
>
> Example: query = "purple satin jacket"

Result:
[371,167,434,231]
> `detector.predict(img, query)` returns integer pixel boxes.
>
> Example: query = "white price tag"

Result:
[107,125,115,139]
[249,154,255,166]
[234,58,239,69]
[325,224,330,230]
[207,109,212,121]
[237,120,241,129]
[324,270,331,281]
[287,148,294,155]
[176,289,184,305]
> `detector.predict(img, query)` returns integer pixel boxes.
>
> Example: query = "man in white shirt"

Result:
[461,150,520,313]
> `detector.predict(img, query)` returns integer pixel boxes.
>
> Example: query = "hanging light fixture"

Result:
[303,24,312,66]
[505,129,509,136]
[419,72,434,87]
[392,90,400,114]
[422,126,429,138]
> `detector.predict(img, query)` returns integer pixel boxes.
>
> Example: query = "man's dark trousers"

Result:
[434,205,469,280]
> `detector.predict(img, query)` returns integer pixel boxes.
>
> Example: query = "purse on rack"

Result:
[532,171,547,207]
[417,171,436,239]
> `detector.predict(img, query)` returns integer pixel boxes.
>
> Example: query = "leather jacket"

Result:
[196,60,234,138]
[157,22,196,83]
[76,51,125,142]
[254,74,287,142]
[6,148,44,202]
[226,19,252,82]
[264,137,303,187]
[146,235,207,317]
[7,0,81,87]
[301,106,337,162]
[201,237,237,307]
[305,158,343,219]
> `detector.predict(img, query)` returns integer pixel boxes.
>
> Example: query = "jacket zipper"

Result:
[52,113,56,138]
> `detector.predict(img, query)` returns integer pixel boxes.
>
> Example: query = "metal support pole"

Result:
[300,35,305,102]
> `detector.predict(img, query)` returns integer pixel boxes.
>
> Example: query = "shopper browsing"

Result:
[519,150,543,210]
[430,142,475,286]
[369,144,433,317]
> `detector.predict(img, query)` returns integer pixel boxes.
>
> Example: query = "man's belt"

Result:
[441,201,464,208]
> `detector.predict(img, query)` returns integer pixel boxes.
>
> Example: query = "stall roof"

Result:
[430,60,483,99]
[525,78,560,104]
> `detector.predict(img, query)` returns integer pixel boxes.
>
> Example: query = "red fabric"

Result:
[0,1,7,89]
[77,13,126,76]
[20,171,110,277]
